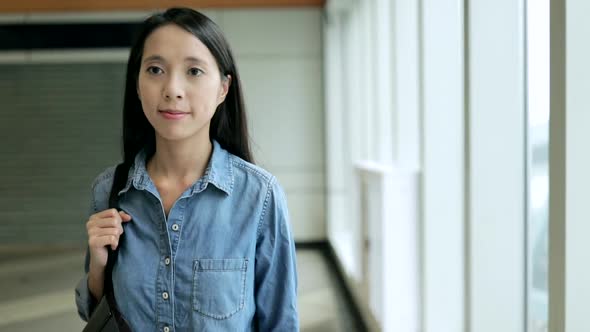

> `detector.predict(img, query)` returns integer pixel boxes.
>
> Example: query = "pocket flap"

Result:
[194,258,247,271]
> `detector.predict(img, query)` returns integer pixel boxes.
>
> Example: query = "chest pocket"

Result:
[192,258,248,320]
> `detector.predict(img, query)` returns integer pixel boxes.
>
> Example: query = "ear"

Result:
[217,74,231,105]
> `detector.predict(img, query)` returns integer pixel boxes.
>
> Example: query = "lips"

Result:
[159,109,187,114]
[159,110,189,120]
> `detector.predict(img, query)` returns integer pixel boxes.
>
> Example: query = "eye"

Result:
[147,66,163,75]
[188,68,203,76]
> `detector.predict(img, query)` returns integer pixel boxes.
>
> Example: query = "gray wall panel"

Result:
[0,64,125,245]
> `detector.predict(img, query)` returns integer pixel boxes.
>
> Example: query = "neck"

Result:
[148,135,213,184]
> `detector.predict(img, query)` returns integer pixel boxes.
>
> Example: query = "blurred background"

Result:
[0,0,586,331]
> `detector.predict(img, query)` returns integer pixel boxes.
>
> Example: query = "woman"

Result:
[75,7,299,331]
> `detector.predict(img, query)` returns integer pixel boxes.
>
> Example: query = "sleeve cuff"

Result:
[75,274,97,322]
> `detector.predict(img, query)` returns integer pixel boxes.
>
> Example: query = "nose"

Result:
[163,74,185,100]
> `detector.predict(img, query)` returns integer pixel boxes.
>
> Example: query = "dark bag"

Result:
[83,164,132,332]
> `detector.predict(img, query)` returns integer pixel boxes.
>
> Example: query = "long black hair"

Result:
[109,7,252,208]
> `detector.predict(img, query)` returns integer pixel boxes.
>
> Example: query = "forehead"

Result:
[142,24,216,66]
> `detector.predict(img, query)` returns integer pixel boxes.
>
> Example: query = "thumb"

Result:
[119,210,133,222]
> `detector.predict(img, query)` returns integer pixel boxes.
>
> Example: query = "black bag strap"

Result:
[104,163,132,332]
[104,249,118,304]
[104,163,126,295]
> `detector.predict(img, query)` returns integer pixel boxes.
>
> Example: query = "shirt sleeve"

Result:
[75,249,97,322]
[254,177,299,331]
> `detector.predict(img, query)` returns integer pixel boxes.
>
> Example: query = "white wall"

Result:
[218,9,326,242]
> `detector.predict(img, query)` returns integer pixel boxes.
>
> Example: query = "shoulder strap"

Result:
[103,163,127,295]
[103,163,133,331]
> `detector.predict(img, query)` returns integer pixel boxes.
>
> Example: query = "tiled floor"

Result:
[295,249,364,332]
[0,248,363,331]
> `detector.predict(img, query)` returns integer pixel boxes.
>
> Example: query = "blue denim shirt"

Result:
[75,140,299,331]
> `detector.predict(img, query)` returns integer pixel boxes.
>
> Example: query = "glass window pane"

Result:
[526,0,549,331]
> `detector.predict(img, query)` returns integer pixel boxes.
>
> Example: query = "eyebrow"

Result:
[142,55,208,66]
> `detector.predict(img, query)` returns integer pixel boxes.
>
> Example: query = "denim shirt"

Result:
[75,140,299,331]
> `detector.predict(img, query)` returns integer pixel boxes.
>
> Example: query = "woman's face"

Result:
[137,24,230,143]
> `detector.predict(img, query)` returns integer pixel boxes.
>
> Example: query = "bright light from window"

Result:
[526,0,549,331]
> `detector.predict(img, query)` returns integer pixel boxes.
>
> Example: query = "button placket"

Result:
[168,199,186,255]
[159,198,184,331]
[143,170,174,330]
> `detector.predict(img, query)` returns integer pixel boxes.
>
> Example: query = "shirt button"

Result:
[171,224,179,231]
[162,291,169,300]
[165,257,171,265]
[163,327,170,332]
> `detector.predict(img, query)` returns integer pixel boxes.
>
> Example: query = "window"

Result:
[526,0,549,330]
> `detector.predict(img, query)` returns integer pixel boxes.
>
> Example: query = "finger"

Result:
[93,216,121,229]
[89,235,118,250]
[87,210,119,229]
[119,211,133,222]
[89,227,123,237]
[93,208,119,219]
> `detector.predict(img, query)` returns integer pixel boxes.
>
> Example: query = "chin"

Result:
[154,128,192,141]
[162,134,194,142]
[156,126,209,143]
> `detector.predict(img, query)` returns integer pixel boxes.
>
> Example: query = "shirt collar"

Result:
[118,139,234,196]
